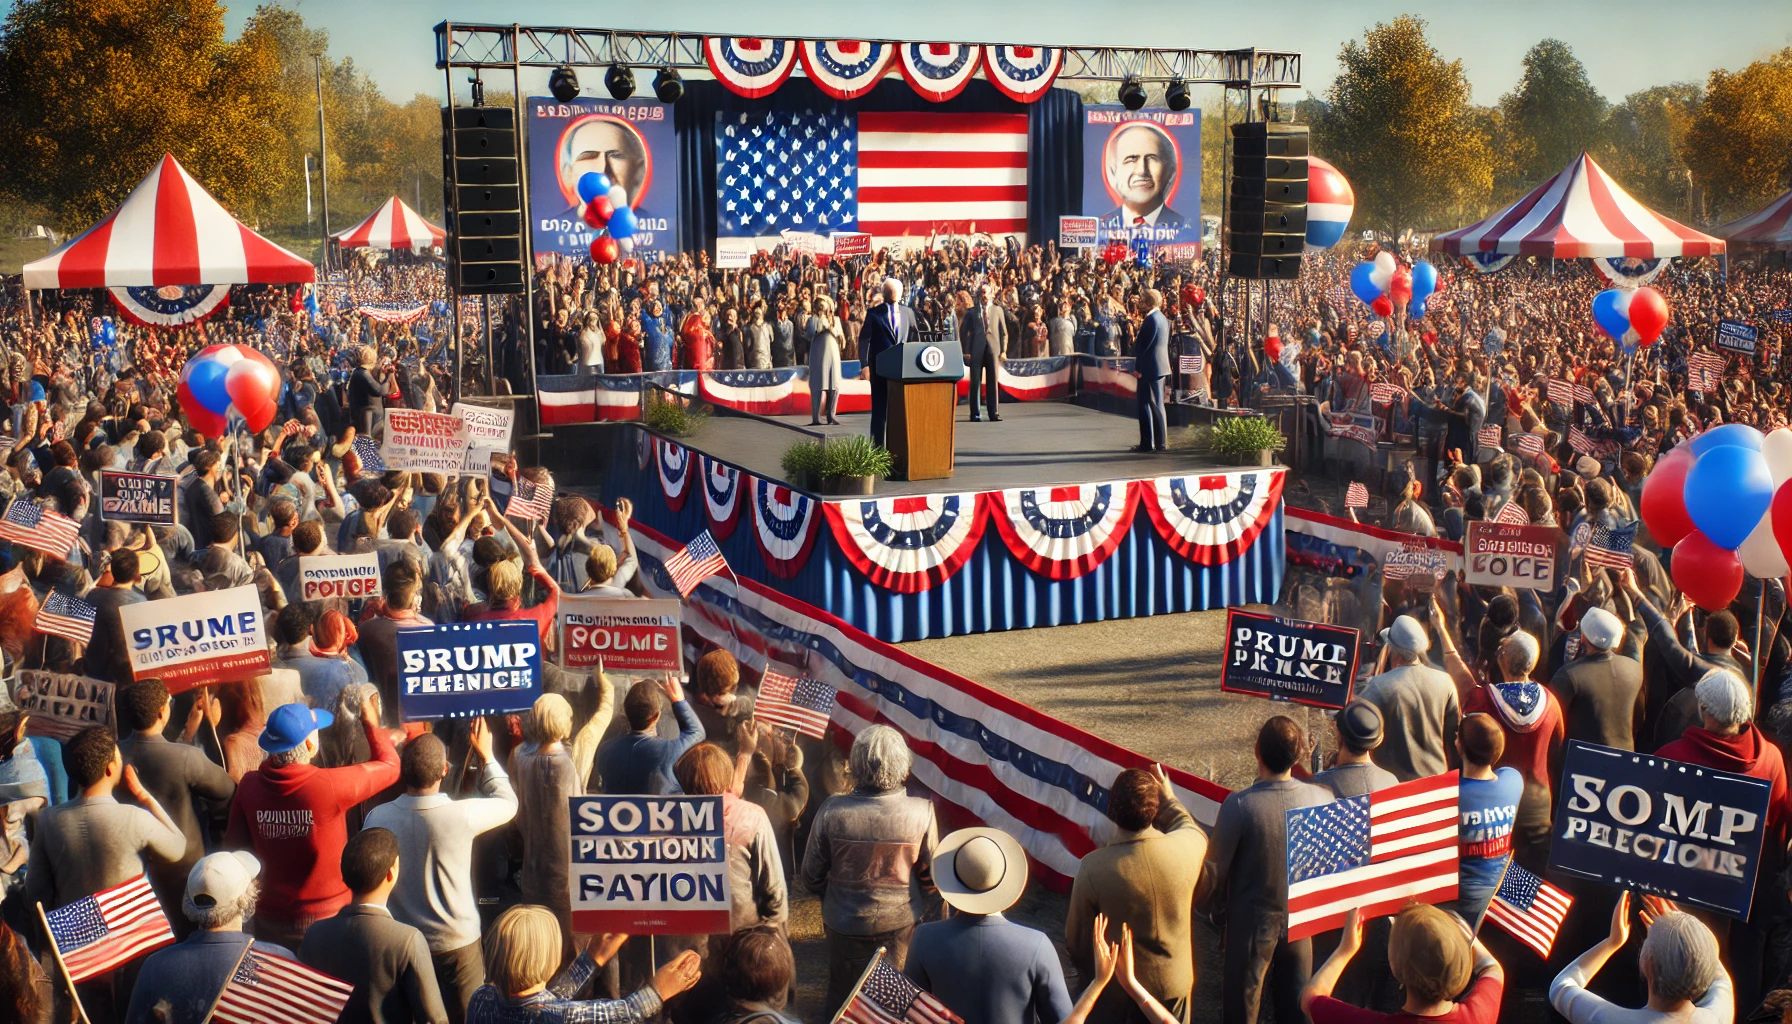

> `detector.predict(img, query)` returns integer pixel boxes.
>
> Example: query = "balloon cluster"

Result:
[177,344,282,437]
[1640,424,1792,611]
[89,317,116,347]
[1100,242,1128,267]
[1180,284,1205,309]
[577,171,639,264]
[1349,252,1441,319]
[1591,286,1669,352]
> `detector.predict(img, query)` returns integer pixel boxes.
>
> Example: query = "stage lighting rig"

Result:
[1165,79,1190,111]
[653,67,684,103]
[605,64,637,100]
[1118,78,1147,111]
[549,65,580,102]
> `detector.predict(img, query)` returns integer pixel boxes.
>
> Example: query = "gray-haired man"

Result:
[859,277,915,447]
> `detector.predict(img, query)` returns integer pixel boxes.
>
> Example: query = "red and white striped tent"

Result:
[23,154,314,290]
[334,196,445,251]
[1431,152,1724,260]
[1713,190,1792,249]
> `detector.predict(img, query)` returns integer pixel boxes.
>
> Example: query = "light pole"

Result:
[315,55,332,272]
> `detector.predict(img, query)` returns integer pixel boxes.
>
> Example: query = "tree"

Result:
[1495,39,1608,196]
[1313,16,1493,232]
[1683,49,1792,222]
[1598,84,1701,221]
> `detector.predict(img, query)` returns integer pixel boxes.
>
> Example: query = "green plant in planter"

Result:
[781,440,824,479]
[643,393,705,436]
[819,434,894,479]
[1209,415,1287,459]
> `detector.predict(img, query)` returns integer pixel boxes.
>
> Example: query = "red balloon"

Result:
[1264,335,1283,360]
[1772,481,1792,571]
[591,235,620,264]
[224,356,280,428]
[582,198,614,229]
[1181,284,1205,308]
[239,397,280,433]
[1672,529,1745,611]
[177,381,228,438]
[1641,446,1697,546]
[1389,266,1414,305]
[1628,286,1669,344]
[1371,295,1393,317]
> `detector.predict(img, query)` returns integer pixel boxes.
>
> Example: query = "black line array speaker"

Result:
[442,107,525,294]
[1227,122,1309,280]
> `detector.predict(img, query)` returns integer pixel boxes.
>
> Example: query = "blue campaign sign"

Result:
[1550,740,1774,920]
[396,621,542,721]
[569,794,731,934]
[1220,608,1360,709]
[1769,309,1792,324]
[1717,319,1759,354]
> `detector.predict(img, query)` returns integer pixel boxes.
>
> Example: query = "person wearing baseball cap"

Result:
[122,851,295,1024]
[1547,605,1643,751]
[1358,614,1461,782]
[1311,700,1397,798]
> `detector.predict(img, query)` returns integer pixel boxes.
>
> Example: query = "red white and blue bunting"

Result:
[705,38,799,99]
[799,41,894,100]
[981,45,1062,103]
[1141,469,1286,566]
[753,478,824,578]
[108,284,230,328]
[702,458,748,541]
[898,43,982,102]
[656,439,695,513]
[988,481,1140,580]
[823,493,989,593]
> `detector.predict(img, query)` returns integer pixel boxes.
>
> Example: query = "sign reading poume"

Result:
[397,620,543,721]
[569,794,731,934]
[560,596,682,673]
[450,402,516,451]
[1550,740,1773,920]
[1717,319,1759,355]
[12,670,115,740]
[297,552,383,603]
[99,471,177,525]
[1220,609,1360,709]
[118,585,270,690]
[379,409,471,475]
[1465,521,1558,591]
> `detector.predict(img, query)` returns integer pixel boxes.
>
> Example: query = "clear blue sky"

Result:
[220,0,1792,105]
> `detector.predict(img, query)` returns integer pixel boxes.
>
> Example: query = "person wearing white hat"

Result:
[1548,605,1644,751]
[1357,614,1461,782]
[122,851,293,1024]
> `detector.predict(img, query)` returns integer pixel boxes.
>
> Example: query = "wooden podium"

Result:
[875,342,966,481]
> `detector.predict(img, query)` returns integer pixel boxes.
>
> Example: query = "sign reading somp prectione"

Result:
[397,620,542,721]
[1220,608,1360,709]
[569,794,731,935]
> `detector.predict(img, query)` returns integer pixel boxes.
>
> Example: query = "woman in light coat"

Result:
[808,294,844,425]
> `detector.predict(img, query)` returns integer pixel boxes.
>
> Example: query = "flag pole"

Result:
[36,901,92,1024]
[828,947,886,1024]
[197,936,258,1024]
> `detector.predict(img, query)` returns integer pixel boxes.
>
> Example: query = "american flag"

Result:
[840,953,963,1024]
[43,874,175,982]
[1485,862,1572,957]
[212,949,355,1024]
[507,475,556,522]
[1370,381,1406,404]
[1477,425,1502,450]
[663,530,728,597]
[859,113,1028,241]
[1286,772,1460,941]
[1568,426,1595,454]
[1344,482,1368,509]
[1510,432,1546,458]
[0,498,81,557]
[1494,500,1531,526]
[35,590,95,644]
[352,435,385,473]
[758,668,836,738]
[1547,379,1573,405]
[1573,383,1596,404]
[1688,351,1725,392]
[1585,520,1638,569]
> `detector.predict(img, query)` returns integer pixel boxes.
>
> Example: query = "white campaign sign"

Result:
[298,552,383,602]
[117,585,270,690]
[380,409,471,474]
[451,402,515,450]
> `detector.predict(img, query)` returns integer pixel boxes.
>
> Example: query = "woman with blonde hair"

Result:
[465,905,701,1023]
[349,343,389,436]
[808,294,844,426]
[1302,905,1504,1022]
[512,690,613,962]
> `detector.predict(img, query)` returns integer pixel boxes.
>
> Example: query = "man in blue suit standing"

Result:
[1134,288,1171,452]
[859,277,914,448]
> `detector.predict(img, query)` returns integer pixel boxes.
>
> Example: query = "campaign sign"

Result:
[1717,319,1759,355]
[119,586,270,690]
[298,552,382,602]
[1551,740,1773,920]
[1059,215,1100,248]
[1220,609,1360,709]
[1769,309,1792,325]
[1082,106,1201,246]
[527,97,678,259]
[380,409,471,475]
[397,620,542,721]
[13,670,115,740]
[99,471,177,525]
[1384,548,1450,581]
[450,402,515,451]
[560,596,681,673]
[1465,521,1557,591]
[715,237,755,269]
[569,794,731,934]
[830,232,871,257]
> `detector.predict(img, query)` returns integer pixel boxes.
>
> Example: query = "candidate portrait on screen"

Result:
[556,114,654,218]
[1102,122,1183,229]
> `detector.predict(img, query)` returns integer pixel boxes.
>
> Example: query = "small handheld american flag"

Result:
[758,668,836,739]
[0,498,81,557]
[352,435,385,473]
[1344,482,1369,509]
[1477,425,1502,450]
[1688,352,1725,392]
[1568,426,1594,454]
[1286,772,1460,941]
[662,530,728,597]
[1510,432,1546,458]
[506,474,556,523]
[839,951,963,1024]
[1585,520,1637,569]
[1484,863,1572,958]
[1573,383,1595,405]
[35,590,96,644]
[1369,381,1405,405]
[211,948,355,1024]
[1493,500,1531,526]
[1547,379,1573,405]
[42,874,175,982]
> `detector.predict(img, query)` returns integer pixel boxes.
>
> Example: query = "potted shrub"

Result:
[780,440,824,491]
[819,435,893,495]
[643,392,705,437]
[1209,415,1286,467]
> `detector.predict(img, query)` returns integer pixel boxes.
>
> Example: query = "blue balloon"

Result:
[1408,297,1428,320]
[1591,289,1630,341]
[576,172,611,205]
[1684,444,1774,550]
[1349,262,1383,304]
[185,358,233,415]
[608,205,638,240]
[1688,422,1765,455]
[1410,261,1438,302]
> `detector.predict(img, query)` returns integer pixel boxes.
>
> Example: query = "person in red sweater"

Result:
[225,690,399,950]
[467,539,562,653]
[1460,632,1564,871]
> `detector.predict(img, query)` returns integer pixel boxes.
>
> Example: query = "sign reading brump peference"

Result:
[569,794,731,935]
[379,409,471,474]
[396,620,542,721]
[98,471,177,525]
[559,596,682,673]
[118,585,270,690]
[1220,608,1360,709]
[1464,521,1558,591]
[298,552,382,602]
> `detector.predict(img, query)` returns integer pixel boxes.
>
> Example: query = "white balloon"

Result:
[607,185,630,209]
[1371,250,1396,291]
[1740,508,1790,579]
[617,236,635,254]
[1764,428,1792,487]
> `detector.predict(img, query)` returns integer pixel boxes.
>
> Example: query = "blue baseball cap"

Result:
[259,703,334,753]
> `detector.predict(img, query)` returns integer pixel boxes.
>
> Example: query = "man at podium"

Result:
[859,277,916,447]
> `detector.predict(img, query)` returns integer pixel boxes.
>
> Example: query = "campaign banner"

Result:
[118,585,270,690]
[1383,547,1451,583]
[569,794,731,934]
[715,237,755,269]
[298,552,382,603]
[527,97,678,259]
[1551,740,1773,920]
[12,670,115,740]
[1082,106,1202,247]
[830,232,871,257]
[1464,521,1558,591]
[99,471,177,525]
[450,402,515,451]
[560,596,681,673]
[380,409,471,475]
[1717,319,1758,355]
[397,620,543,721]
[1220,608,1360,709]
[1058,215,1099,248]
[1769,309,1792,325]
[461,446,506,477]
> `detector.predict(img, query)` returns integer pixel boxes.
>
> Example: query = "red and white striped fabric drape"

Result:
[334,196,446,251]
[1714,189,1792,248]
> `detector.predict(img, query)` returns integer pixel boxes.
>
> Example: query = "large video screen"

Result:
[1080,105,1201,251]
[526,97,679,260]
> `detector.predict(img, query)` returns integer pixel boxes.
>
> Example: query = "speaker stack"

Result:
[1227,122,1310,280]
[442,106,525,295]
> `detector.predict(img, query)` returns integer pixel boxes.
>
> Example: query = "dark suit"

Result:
[858,301,913,447]
[1548,650,1645,751]
[300,904,449,1024]
[1134,308,1172,450]
[118,731,236,937]
[963,304,1008,420]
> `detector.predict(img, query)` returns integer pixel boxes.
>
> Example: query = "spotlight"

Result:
[1118,78,1147,111]
[653,67,684,104]
[548,65,580,103]
[1166,79,1190,112]
[605,64,637,100]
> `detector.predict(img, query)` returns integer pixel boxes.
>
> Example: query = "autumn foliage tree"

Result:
[1683,49,1792,222]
